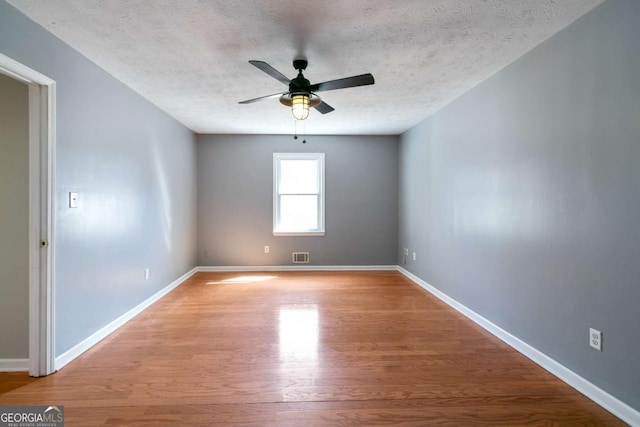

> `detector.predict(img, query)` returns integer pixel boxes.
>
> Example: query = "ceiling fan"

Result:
[239,58,375,120]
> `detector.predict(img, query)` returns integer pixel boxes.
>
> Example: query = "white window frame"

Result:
[273,153,325,236]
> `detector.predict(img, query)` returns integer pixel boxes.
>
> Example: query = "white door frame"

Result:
[0,52,56,376]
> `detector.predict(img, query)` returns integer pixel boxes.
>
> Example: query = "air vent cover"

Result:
[292,252,309,263]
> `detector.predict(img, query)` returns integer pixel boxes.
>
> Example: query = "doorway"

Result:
[0,72,29,370]
[0,52,56,377]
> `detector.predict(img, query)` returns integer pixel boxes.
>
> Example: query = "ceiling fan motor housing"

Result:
[290,75,310,92]
[290,58,312,93]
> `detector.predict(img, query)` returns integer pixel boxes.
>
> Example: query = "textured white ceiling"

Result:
[8,0,603,135]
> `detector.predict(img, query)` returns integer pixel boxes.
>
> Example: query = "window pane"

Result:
[279,160,318,194]
[279,195,318,231]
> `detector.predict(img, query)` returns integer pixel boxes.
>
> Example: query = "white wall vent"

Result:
[292,252,309,263]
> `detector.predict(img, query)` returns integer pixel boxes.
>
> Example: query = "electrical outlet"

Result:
[204,249,209,257]
[589,328,602,351]
[144,268,149,280]
[403,248,409,256]
[412,252,416,261]
[264,245,270,254]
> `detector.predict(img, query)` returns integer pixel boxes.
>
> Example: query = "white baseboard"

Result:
[396,266,640,426]
[54,267,198,371]
[0,358,29,372]
[197,265,397,272]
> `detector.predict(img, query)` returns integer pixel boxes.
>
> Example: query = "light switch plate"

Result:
[69,192,79,208]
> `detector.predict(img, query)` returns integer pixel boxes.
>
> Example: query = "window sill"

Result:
[273,231,325,237]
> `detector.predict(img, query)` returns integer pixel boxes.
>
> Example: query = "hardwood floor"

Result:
[0,271,625,426]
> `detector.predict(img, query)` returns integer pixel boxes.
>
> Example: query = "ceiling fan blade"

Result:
[249,60,291,86]
[309,73,375,92]
[238,92,286,104]
[314,101,335,114]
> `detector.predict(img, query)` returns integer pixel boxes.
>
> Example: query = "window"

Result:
[273,153,325,235]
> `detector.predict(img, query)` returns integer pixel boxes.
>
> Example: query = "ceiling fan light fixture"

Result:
[291,94,309,120]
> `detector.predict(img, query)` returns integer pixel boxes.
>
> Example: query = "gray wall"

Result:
[0,1,198,357]
[197,134,398,266]
[399,0,640,410]
[0,73,29,359]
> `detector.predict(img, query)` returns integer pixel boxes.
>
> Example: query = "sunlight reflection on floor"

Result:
[279,304,319,362]
[206,275,278,285]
